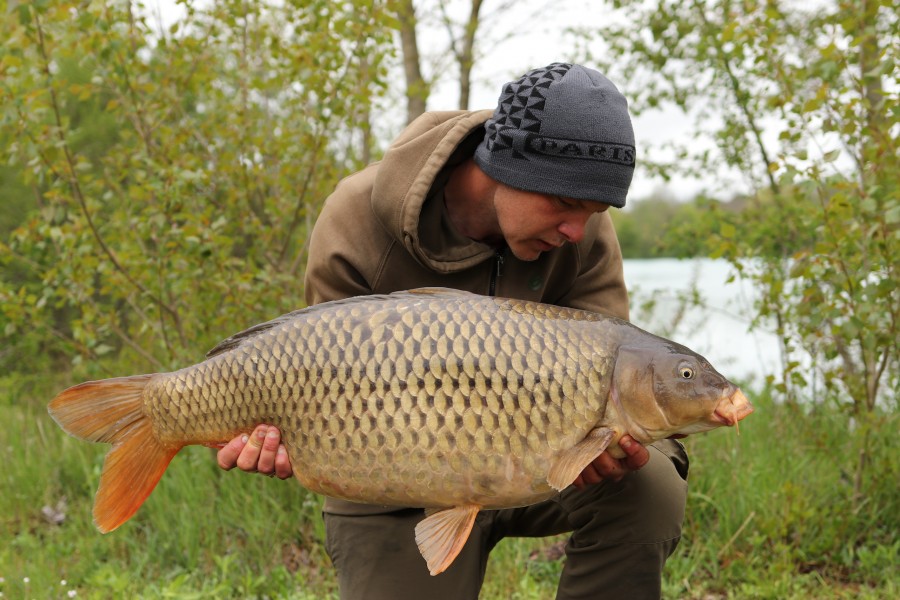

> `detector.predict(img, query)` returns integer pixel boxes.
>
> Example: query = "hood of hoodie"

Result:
[371,110,496,273]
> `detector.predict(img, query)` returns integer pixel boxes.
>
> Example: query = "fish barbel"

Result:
[49,288,752,575]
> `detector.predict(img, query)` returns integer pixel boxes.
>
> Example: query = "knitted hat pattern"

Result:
[474,62,635,207]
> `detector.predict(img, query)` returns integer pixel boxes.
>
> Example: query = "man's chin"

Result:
[508,246,541,262]
[507,239,557,262]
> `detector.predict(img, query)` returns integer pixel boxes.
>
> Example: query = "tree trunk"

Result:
[456,0,484,110]
[850,0,886,508]
[397,0,427,123]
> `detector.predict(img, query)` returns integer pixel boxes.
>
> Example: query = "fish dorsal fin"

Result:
[547,427,615,491]
[206,307,312,358]
[414,504,481,576]
[405,287,480,298]
[205,289,480,358]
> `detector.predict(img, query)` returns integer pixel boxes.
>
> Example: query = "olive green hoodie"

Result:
[303,110,629,514]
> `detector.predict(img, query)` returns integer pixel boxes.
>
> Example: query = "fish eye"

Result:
[678,365,694,379]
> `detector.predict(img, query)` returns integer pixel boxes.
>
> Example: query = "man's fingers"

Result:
[619,435,650,471]
[216,433,249,470]
[235,425,269,472]
[256,427,282,475]
[571,437,652,489]
[274,446,293,479]
[215,425,293,478]
[579,462,605,486]
[591,452,627,482]
[575,453,624,487]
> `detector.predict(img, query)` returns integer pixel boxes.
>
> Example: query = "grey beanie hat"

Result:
[473,62,635,208]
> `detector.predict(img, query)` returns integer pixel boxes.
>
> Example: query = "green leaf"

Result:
[885,205,900,224]
[17,4,33,27]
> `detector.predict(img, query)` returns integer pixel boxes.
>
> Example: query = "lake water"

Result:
[623,258,781,385]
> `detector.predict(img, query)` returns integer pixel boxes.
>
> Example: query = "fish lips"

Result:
[712,388,754,426]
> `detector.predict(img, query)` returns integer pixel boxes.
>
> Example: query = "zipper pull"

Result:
[489,250,505,297]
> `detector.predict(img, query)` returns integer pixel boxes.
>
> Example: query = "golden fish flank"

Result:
[48,288,753,577]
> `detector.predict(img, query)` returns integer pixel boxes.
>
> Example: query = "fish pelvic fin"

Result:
[48,375,180,533]
[414,504,480,576]
[547,427,615,491]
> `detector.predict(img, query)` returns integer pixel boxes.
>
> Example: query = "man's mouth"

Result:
[536,240,560,251]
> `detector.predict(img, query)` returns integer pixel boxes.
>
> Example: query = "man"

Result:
[217,63,689,599]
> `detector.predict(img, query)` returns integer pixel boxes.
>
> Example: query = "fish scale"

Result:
[49,287,753,576]
[150,292,589,508]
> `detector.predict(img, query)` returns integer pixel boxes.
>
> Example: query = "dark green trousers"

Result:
[323,440,689,600]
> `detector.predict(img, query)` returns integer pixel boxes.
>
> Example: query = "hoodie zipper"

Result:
[488,250,505,296]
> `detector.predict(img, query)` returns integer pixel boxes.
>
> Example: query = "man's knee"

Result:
[324,509,488,600]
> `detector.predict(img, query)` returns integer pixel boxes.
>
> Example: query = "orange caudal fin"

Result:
[48,375,181,533]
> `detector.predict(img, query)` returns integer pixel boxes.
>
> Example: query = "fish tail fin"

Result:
[48,375,181,533]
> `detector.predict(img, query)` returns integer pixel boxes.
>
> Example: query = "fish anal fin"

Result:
[414,505,480,576]
[94,421,180,532]
[547,427,615,491]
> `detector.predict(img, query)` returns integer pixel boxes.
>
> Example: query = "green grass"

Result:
[661,393,900,600]
[1,372,897,599]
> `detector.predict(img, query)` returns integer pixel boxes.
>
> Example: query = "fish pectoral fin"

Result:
[414,504,481,576]
[547,427,616,491]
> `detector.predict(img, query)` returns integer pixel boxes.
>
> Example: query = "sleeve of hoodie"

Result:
[558,211,630,321]
[303,165,385,305]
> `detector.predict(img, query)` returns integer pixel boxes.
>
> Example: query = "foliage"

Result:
[0,0,394,374]
[575,0,899,498]
[611,192,715,258]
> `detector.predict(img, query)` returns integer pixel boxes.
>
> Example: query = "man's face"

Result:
[492,184,610,261]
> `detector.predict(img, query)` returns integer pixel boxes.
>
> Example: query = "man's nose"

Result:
[558,219,587,243]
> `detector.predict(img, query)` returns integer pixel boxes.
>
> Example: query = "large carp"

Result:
[49,288,752,575]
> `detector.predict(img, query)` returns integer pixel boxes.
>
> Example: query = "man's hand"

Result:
[572,434,648,488]
[215,425,293,479]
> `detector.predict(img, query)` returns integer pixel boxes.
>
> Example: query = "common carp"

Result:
[49,288,752,575]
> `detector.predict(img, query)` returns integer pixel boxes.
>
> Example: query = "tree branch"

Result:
[32,8,183,329]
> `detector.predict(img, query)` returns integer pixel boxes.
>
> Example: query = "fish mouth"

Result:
[713,388,754,427]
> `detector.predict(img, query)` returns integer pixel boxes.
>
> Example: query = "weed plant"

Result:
[1,371,896,599]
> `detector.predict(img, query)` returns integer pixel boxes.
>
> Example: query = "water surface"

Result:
[623,258,780,385]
